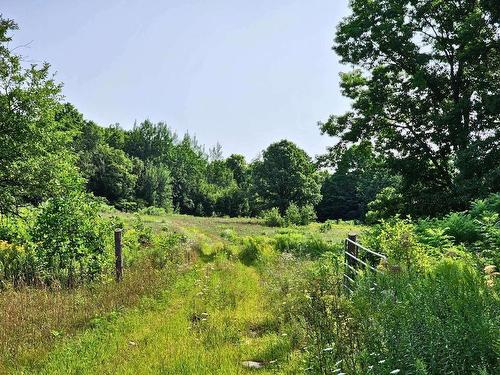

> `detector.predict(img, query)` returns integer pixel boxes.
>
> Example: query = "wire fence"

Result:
[343,234,387,293]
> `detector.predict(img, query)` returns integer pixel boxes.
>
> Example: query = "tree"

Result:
[0,17,83,215]
[321,0,500,216]
[135,162,173,210]
[125,120,176,163]
[169,134,208,214]
[252,140,321,213]
[317,142,399,221]
[86,144,137,203]
[226,154,249,186]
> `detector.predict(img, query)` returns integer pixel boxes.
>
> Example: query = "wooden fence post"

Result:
[347,233,358,269]
[114,229,123,282]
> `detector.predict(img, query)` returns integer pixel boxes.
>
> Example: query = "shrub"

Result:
[298,204,317,225]
[261,208,285,227]
[284,203,301,226]
[30,192,109,285]
[149,232,187,268]
[440,212,481,244]
[365,218,424,269]
[470,193,500,218]
[139,206,167,216]
[238,237,271,265]
[0,241,38,287]
[132,214,153,245]
[283,203,317,226]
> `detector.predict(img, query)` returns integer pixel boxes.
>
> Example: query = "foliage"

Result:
[349,259,500,374]
[29,193,109,285]
[284,203,317,226]
[0,17,83,215]
[273,231,336,258]
[0,241,37,287]
[135,162,173,211]
[86,143,137,203]
[320,0,500,216]
[365,187,404,224]
[261,208,286,227]
[317,142,399,221]
[138,206,168,216]
[238,237,270,265]
[440,212,481,244]
[252,140,322,213]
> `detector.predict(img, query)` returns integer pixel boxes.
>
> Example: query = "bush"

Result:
[149,232,187,268]
[30,193,109,285]
[470,193,500,218]
[365,187,403,224]
[440,212,481,244]
[298,204,317,225]
[139,206,167,216]
[284,203,301,226]
[365,219,425,269]
[261,208,285,227]
[0,241,38,287]
[238,237,271,265]
[284,203,317,226]
[350,259,499,374]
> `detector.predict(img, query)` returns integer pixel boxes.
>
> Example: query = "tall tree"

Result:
[321,0,500,216]
[0,17,82,215]
[125,120,176,164]
[252,140,321,213]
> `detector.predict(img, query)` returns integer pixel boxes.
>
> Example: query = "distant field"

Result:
[114,211,363,244]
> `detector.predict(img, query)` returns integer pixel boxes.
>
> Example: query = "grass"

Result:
[31,255,302,374]
[1,211,359,374]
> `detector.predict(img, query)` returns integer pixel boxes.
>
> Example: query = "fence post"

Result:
[347,233,358,269]
[114,228,123,282]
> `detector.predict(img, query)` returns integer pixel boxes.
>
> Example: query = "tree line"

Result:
[1,0,499,224]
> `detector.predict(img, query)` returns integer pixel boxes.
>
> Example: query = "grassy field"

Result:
[2,213,359,374]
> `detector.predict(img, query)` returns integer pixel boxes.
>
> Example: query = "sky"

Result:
[3,0,351,160]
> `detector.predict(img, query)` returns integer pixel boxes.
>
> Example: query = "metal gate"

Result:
[343,233,387,293]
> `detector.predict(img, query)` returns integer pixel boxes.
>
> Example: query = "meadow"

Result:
[1,208,498,374]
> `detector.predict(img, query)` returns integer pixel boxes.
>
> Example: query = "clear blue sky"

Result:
[3,0,350,160]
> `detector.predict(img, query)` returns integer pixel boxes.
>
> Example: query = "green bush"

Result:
[238,237,271,265]
[0,241,38,287]
[440,212,481,244]
[149,232,187,268]
[365,219,425,269]
[284,203,317,226]
[139,206,167,216]
[470,193,500,218]
[261,208,285,227]
[30,193,109,285]
[284,203,301,225]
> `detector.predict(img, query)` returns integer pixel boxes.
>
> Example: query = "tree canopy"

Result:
[252,140,322,213]
[320,0,500,216]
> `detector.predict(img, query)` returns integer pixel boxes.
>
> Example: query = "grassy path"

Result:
[30,257,298,374]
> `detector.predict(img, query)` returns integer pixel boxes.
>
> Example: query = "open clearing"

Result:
[6,213,357,374]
